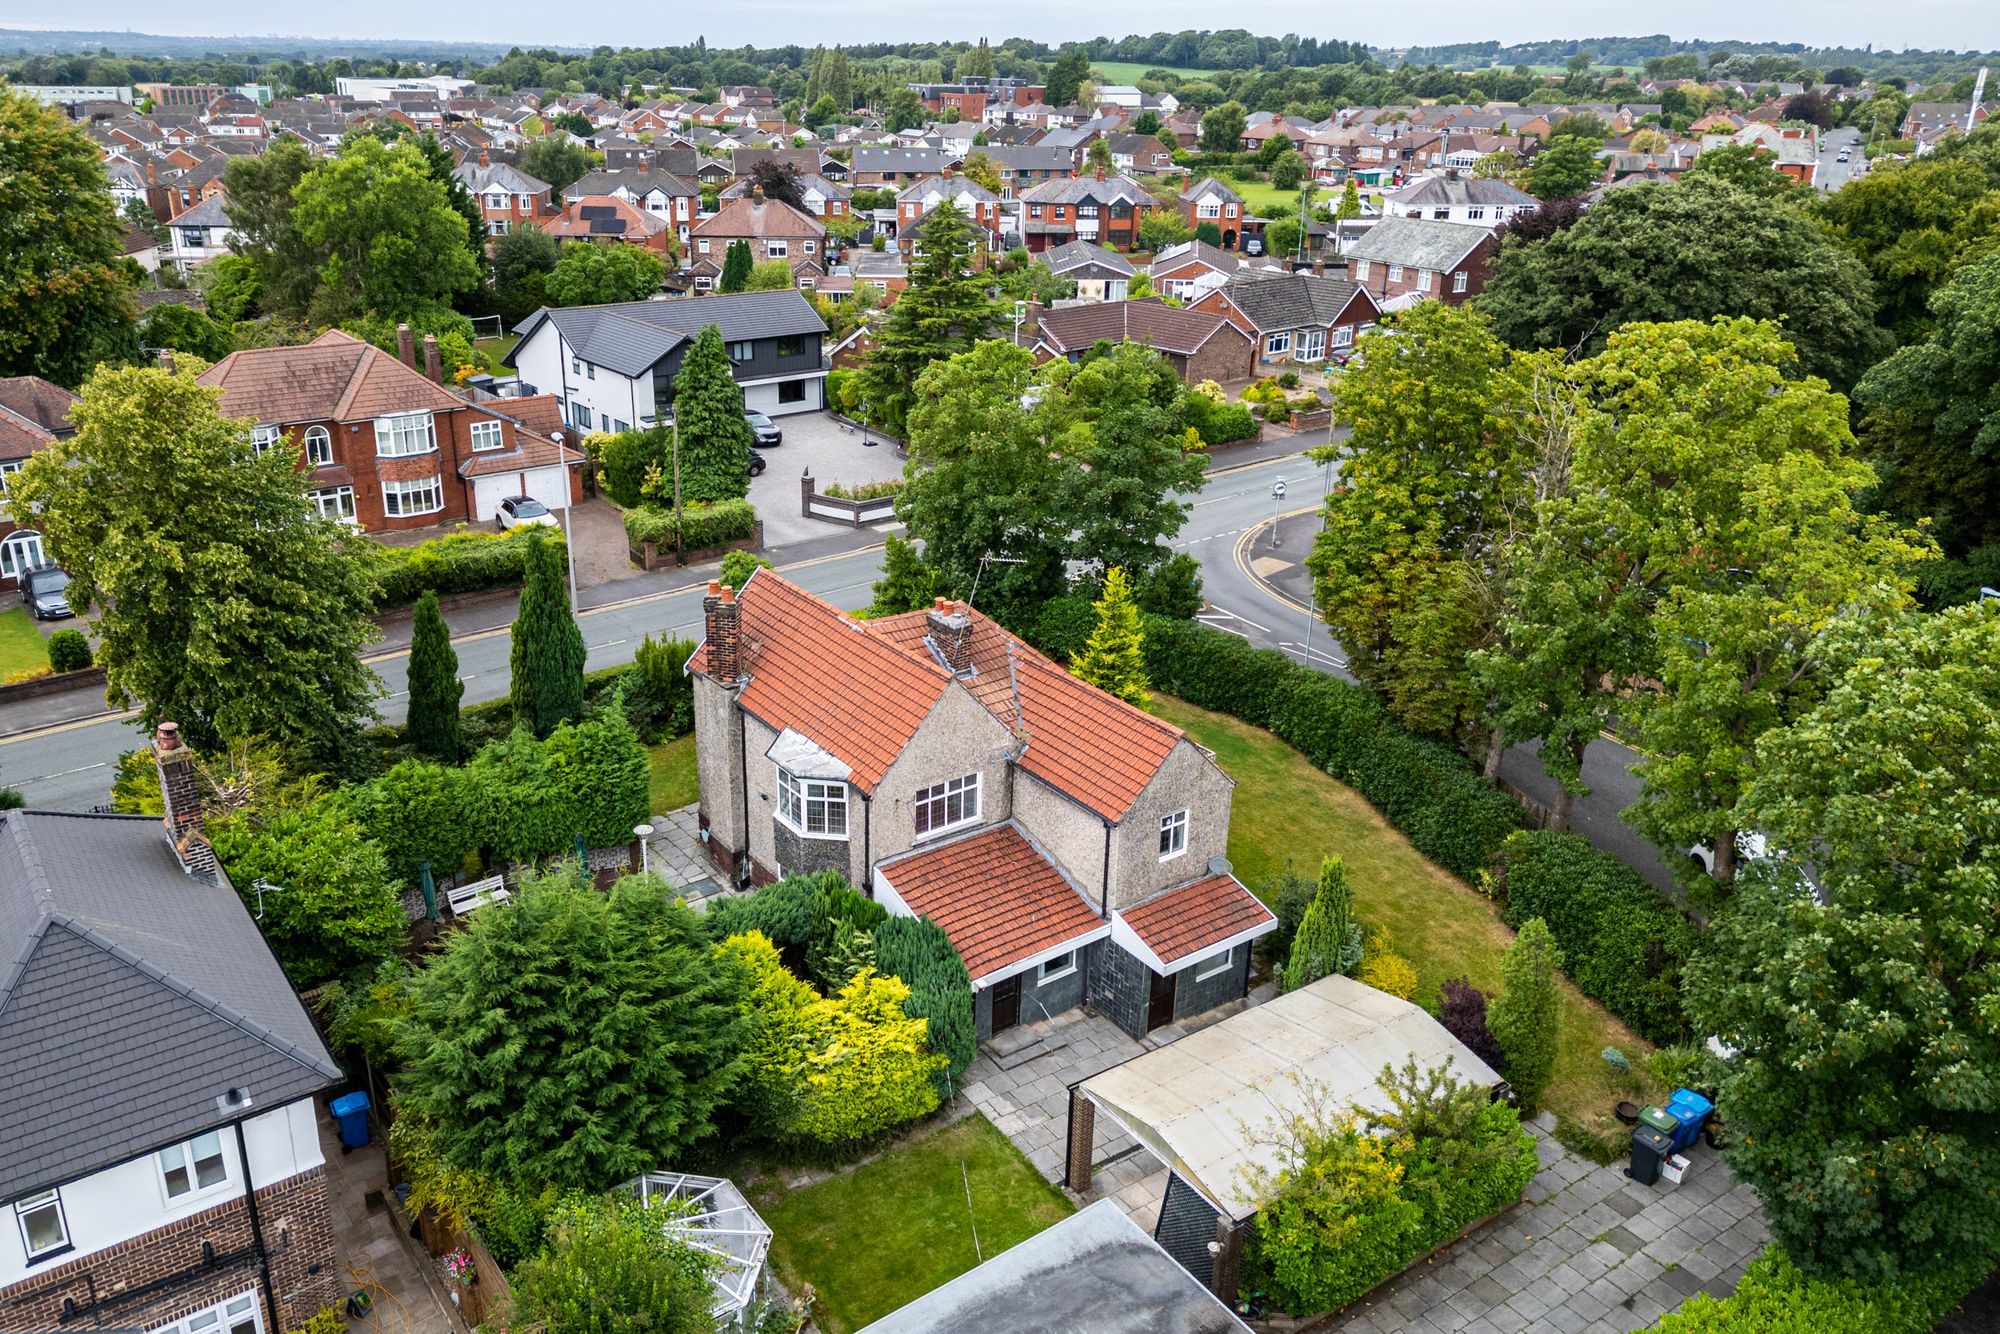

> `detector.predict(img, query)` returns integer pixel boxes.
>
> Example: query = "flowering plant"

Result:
[442,1251,476,1283]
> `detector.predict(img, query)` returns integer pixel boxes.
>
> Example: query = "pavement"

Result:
[316,1103,460,1334]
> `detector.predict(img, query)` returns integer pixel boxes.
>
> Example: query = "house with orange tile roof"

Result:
[691,571,1275,1042]
[196,328,583,533]
[0,378,78,587]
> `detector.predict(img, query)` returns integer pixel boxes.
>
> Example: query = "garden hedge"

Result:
[1653,1246,1997,1333]
[1494,830,1695,1044]
[1139,617,1522,878]
[364,529,568,610]
[875,915,977,1097]
[623,498,757,552]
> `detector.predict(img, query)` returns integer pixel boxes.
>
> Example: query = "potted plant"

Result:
[442,1250,477,1286]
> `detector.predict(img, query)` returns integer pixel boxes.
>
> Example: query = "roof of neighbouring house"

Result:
[1114,873,1275,971]
[170,192,233,228]
[453,158,550,195]
[509,289,829,379]
[875,823,1108,983]
[0,404,56,460]
[1039,238,1136,277]
[197,329,466,425]
[691,193,826,239]
[1384,174,1536,210]
[856,1199,1252,1333]
[0,377,78,437]
[1216,271,1375,332]
[0,810,342,1201]
[566,167,699,199]
[1033,298,1242,358]
[1340,216,1494,270]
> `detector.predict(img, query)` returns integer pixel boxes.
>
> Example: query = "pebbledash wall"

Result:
[0,1100,336,1332]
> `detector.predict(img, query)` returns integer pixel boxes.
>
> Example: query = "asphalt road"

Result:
[1815,125,1868,193]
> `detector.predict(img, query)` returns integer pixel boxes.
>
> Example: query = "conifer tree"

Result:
[671,324,754,503]
[1487,917,1562,1113]
[1071,566,1149,707]
[405,589,463,761]
[509,531,586,738]
[718,239,753,293]
[867,534,936,616]
[1283,856,1363,992]
[858,199,992,435]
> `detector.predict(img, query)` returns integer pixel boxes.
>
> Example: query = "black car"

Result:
[748,449,768,477]
[20,566,73,620]
[745,411,783,447]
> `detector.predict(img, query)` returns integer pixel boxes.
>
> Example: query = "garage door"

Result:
[471,466,572,522]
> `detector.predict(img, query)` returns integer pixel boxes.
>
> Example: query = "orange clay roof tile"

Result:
[1118,873,1275,968]
[878,823,1107,980]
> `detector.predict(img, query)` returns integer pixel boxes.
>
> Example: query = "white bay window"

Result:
[776,766,847,839]
[382,475,444,517]
[374,411,437,458]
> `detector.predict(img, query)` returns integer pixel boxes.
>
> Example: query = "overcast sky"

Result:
[2,0,1994,55]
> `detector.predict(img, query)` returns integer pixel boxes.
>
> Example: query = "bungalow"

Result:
[1027,298,1256,384]
[1193,271,1379,366]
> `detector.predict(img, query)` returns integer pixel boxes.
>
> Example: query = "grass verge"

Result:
[1153,694,1659,1134]
[0,608,50,679]
[647,733,699,813]
[752,1114,1074,1333]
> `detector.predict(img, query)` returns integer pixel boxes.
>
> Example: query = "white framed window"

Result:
[571,356,584,373]
[310,486,356,521]
[914,774,981,837]
[1158,809,1189,860]
[251,424,281,455]
[488,219,510,236]
[1196,201,1220,218]
[586,363,596,380]
[158,1129,229,1201]
[614,418,630,433]
[1387,264,1404,283]
[1078,204,1098,218]
[1418,268,1433,292]
[776,766,848,838]
[766,240,788,258]
[802,239,815,254]
[470,419,505,451]
[1467,206,1486,221]
[1297,329,1326,362]
[0,530,46,578]
[1194,945,1236,982]
[374,412,437,458]
[382,475,444,517]
[302,425,333,466]
[1331,325,1354,349]
[152,1290,262,1334]
[1028,204,1043,219]
[1039,950,1077,984]
[0,460,23,494]
[1265,332,1291,357]
[1354,259,1371,281]
[15,1189,69,1261]
[1452,269,1469,294]
[697,238,711,254]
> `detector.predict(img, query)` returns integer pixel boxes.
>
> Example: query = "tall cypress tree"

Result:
[405,589,463,761]
[858,199,992,435]
[510,531,586,737]
[719,239,753,293]
[672,324,754,503]
[1283,856,1363,993]
[1071,567,1149,708]
[1487,917,1562,1114]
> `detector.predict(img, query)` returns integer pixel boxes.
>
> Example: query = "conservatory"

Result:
[626,1171,775,1323]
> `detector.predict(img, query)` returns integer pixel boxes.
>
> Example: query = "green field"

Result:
[1087,60,1216,85]
[0,608,50,679]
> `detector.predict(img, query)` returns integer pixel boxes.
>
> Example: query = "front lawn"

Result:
[0,608,50,679]
[1153,695,1658,1136]
[752,1114,1074,1333]
[647,734,699,813]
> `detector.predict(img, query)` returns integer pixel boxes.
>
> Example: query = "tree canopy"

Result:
[288,135,482,321]
[546,242,667,306]
[859,200,991,436]
[670,324,754,503]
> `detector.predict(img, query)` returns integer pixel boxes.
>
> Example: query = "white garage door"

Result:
[471,466,572,522]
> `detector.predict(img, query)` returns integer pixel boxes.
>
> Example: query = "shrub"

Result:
[1026,596,1097,662]
[1135,552,1204,619]
[1438,977,1507,1074]
[1284,855,1362,992]
[1488,918,1561,1115]
[619,634,696,743]
[351,759,476,885]
[624,498,758,552]
[700,872,831,952]
[45,629,92,673]
[1183,393,1259,447]
[1261,866,1317,968]
[546,706,651,848]
[1494,830,1695,1043]
[290,1306,346,1334]
[462,714,648,865]
[508,1193,718,1334]
[826,367,861,415]
[1277,370,1302,389]
[1654,1245,2000,1334]
[364,528,568,610]
[1358,950,1418,1000]
[875,914,977,1095]
[822,478,904,501]
[720,549,774,590]
[592,426,669,507]
[789,970,947,1146]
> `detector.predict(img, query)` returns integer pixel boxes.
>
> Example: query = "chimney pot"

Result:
[422,334,443,384]
[157,349,176,373]
[156,721,182,752]
[395,323,416,368]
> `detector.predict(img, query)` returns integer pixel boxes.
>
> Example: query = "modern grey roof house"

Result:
[507,288,831,425]
[0,726,342,1334]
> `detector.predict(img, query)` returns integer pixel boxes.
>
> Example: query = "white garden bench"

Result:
[445,874,511,916]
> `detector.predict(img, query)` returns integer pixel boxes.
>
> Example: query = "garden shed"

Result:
[626,1171,774,1323]
[1064,973,1502,1296]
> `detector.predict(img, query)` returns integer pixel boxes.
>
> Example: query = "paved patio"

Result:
[643,803,722,897]
[317,1104,460,1334]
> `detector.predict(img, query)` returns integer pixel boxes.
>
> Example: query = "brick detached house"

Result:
[0,727,344,1334]
[691,573,1275,1041]
[1193,271,1381,366]
[1341,217,1498,309]
[0,377,77,587]
[451,150,553,237]
[565,169,702,247]
[1178,178,1248,249]
[894,173,1005,251]
[1018,170,1157,252]
[197,328,582,530]
[690,190,827,290]
[546,194,679,258]
[1026,299,1256,384]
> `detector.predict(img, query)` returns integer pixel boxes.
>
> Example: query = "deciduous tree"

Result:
[492,222,562,323]
[546,241,667,305]
[1200,101,1247,154]
[288,136,481,320]
[1526,134,1601,200]
[519,134,599,194]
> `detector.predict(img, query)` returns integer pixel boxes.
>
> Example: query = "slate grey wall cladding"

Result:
[1173,946,1251,1021]
[1087,940,1151,1040]
[771,822,848,878]
[973,953,1092,1042]
[974,981,994,1041]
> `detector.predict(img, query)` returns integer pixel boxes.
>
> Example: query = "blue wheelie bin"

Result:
[331,1091,372,1152]
[1666,1088,1713,1153]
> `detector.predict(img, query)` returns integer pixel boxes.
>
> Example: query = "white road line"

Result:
[587,638,628,650]
[1281,642,1347,668]
[22,761,108,784]
[1201,621,1251,640]
[1202,605,1272,634]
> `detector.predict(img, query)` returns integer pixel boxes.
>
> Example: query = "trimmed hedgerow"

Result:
[1493,830,1695,1045]
[1139,617,1522,878]
[1652,1245,1999,1334]
[623,498,758,552]
[364,528,567,610]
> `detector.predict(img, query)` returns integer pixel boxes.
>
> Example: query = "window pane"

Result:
[21,1197,66,1254]
[193,1131,227,1188]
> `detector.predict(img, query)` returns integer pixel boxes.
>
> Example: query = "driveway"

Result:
[562,495,642,588]
[748,410,907,548]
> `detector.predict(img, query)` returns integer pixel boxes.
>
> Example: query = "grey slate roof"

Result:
[853,147,958,174]
[1041,239,1136,277]
[1388,175,1535,210]
[454,159,551,195]
[980,145,1075,173]
[1341,216,1493,270]
[172,194,234,228]
[1220,271,1372,332]
[566,168,698,201]
[510,289,829,379]
[0,811,341,1201]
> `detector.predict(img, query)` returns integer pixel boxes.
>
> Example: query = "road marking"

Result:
[1199,606,1271,634]
[587,638,628,651]
[22,761,108,783]
[1281,641,1347,669]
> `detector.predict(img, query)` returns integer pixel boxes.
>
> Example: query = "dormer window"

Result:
[251,424,281,455]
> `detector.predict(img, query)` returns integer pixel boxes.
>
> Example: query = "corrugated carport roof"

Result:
[1077,973,1501,1221]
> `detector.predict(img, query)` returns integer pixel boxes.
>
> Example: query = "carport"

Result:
[1064,973,1502,1298]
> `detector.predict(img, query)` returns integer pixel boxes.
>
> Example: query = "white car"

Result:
[496,496,559,531]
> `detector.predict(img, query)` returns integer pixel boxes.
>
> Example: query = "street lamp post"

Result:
[1301,452,1334,668]
[1269,476,1287,548]
[660,410,685,564]
[860,398,874,448]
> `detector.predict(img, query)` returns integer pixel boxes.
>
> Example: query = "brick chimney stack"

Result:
[153,722,218,879]
[926,596,974,675]
[422,334,443,384]
[157,349,176,373]
[704,580,743,686]
[1095,163,1106,181]
[396,323,417,369]
[478,147,490,167]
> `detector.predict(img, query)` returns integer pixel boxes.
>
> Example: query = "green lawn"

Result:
[474,332,519,371]
[1089,60,1216,84]
[1153,695,1659,1140]
[753,1114,1074,1334]
[647,734,699,814]
[0,608,50,679]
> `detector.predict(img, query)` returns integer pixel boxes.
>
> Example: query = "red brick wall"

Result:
[0,1167,335,1332]
[1182,326,1257,384]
